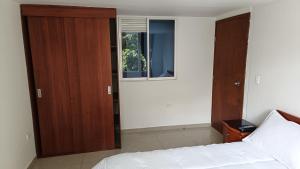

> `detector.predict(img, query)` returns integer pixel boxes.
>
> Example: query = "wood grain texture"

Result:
[27,16,115,156]
[211,13,250,132]
[28,17,75,156]
[277,110,300,125]
[21,5,116,18]
[64,18,115,152]
[222,121,251,143]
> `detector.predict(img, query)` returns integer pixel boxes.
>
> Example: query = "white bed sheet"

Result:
[93,142,287,169]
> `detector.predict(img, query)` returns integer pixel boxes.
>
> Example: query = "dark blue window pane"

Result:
[149,20,175,78]
[122,32,147,78]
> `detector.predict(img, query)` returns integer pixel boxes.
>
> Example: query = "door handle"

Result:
[107,85,112,95]
[36,89,42,98]
[234,81,241,87]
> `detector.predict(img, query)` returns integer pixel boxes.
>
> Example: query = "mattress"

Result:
[93,142,287,169]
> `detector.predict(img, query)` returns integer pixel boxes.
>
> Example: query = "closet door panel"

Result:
[64,18,115,151]
[27,17,74,156]
[63,18,84,153]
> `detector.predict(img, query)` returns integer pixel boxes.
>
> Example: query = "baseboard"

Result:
[122,123,211,133]
[26,157,36,169]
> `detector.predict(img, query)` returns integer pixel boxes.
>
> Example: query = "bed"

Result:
[93,110,300,169]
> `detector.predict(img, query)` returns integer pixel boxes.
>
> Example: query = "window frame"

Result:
[118,16,177,81]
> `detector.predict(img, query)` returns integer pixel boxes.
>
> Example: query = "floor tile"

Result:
[30,154,83,169]
[156,129,196,149]
[29,126,223,169]
[81,150,120,169]
[121,131,163,152]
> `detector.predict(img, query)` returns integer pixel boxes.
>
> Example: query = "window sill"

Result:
[120,77,177,82]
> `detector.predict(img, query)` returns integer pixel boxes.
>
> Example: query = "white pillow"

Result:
[243,110,300,169]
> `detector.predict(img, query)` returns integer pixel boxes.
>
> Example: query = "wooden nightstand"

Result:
[222,119,256,143]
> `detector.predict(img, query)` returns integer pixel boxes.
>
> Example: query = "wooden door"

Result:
[64,18,115,152]
[28,17,75,156]
[211,13,250,133]
[27,17,114,156]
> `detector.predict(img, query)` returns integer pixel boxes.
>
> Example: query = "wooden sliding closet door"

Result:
[27,17,74,155]
[27,16,114,156]
[64,18,115,152]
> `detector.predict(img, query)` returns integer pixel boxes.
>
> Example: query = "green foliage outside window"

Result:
[122,33,147,72]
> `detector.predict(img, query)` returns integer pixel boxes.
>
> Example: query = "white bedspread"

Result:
[93,142,287,169]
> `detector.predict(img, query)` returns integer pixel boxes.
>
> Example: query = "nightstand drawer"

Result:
[223,124,243,143]
[222,120,255,143]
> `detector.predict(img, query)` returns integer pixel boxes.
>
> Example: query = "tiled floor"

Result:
[29,126,223,169]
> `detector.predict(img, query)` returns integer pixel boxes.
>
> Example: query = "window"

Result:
[122,32,147,78]
[119,17,176,80]
[149,20,175,78]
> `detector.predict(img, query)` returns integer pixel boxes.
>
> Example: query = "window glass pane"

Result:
[122,32,147,78]
[149,20,175,78]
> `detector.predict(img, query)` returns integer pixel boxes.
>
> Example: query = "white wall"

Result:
[0,0,36,168]
[120,17,215,129]
[245,0,300,124]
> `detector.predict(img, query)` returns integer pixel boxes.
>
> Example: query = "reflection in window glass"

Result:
[149,20,175,78]
[122,32,147,78]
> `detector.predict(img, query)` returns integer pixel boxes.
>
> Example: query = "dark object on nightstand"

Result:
[222,119,257,143]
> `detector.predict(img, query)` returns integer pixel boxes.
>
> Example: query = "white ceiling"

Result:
[16,0,274,17]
